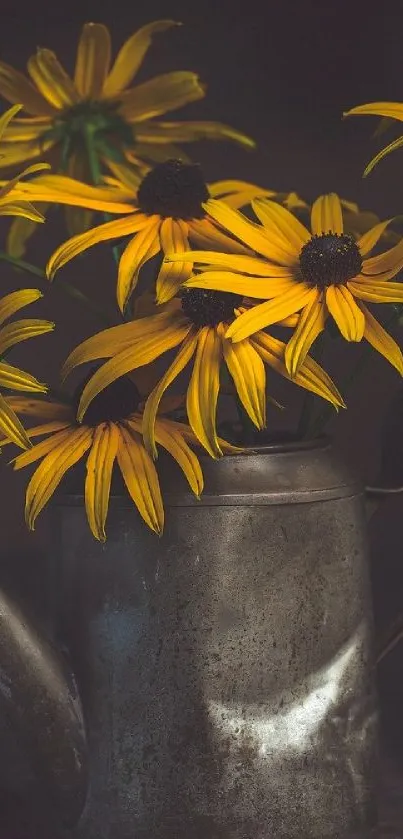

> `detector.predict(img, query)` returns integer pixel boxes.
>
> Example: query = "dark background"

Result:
[1,0,403,831]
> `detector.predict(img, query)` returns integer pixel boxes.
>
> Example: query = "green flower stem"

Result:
[307,308,402,439]
[296,332,325,439]
[0,251,114,327]
[84,125,121,266]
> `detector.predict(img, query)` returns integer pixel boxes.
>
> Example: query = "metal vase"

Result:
[50,438,378,839]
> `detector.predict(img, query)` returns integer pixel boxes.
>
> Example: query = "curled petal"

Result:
[117,424,164,534]
[186,327,222,458]
[85,422,119,541]
[220,325,266,430]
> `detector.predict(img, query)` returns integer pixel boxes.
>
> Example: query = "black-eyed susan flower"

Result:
[58,294,344,460]
[170,194,403,378]
[0,289,53,448]
[44,159,276,308]
[0,21,253,177]
[344,102,403,176]
[4,372,207,541]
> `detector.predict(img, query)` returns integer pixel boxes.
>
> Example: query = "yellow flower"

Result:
[0,21,253,176]
[0,104,52,225]
[170,194,403,377]
[4,373,207,542]
[58,295,344,460]
[44,160,277,309]
[0,289,53,448]
[344,102,403,175]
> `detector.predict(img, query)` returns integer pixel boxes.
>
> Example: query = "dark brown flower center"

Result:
[73,373,141,426]
[181,288,242,327]
[137,159,209,219]
[299,233,362,288]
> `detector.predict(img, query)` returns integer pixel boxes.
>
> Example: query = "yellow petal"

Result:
[116,424,164,534]
[0,105,23,141]
[209,179,275,201]
[0,115,51,143]
[0,419,71,448]
[47,214,146,279]
[23,427,92,530]
[277,314,299,328]
[157,218,192,304]
[15,175,135,213]
[0,392,31,449]
[0,201,45,223]
[61,304,183,379]
[27,49,78,110]
[343,102,403,121]
[167,249,292,277]
[348,279,403,303]
[117,217,161,312]
[0,61,56,116]
[118,72,205,122]
[220,326,266,429]
[325,285,365,341]
[251,198,310,254]
[226,285,315,342]
[362,236,403,278]
[0,140,51,169]
[359,302,403,374]
[0,289,43,325]
[284,290,325,376]
[74,23,111,98]
[152,416,203,497]
[4,396,72,420]
[204,199,295,264]
[188,217,253,255]
[102,160,142,195]
[0,162,51,201]
[142,331,198,457]
[186,327,222,458]
[357,219,394,256]
[251,331,345,408]
[13,426,74,468]
[363,134,403,177]
[135,120,255,149]
[0,318,54,355]
[311,193,343,235]
[184,271,295,298]
[16,172,133,203]
[284,192,309,210]
[103,21,179,97]
[76,320,191,422]
[84,422,119,541]
[0,361,47,393]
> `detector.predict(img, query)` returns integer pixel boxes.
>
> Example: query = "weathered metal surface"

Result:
[0,588,88,827]
[51,439,377,838]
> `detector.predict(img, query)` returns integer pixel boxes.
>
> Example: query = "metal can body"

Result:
[52,440,377,839]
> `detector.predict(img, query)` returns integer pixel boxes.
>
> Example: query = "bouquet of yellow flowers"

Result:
[2,16,403,839]
[0,19,402,543]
